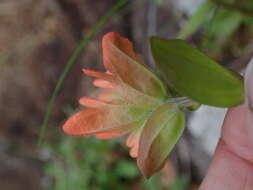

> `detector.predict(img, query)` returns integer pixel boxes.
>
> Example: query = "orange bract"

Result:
[62,32,184,178]
[63,31,162,144]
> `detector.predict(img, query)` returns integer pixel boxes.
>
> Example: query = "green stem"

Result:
[38,0,128,146]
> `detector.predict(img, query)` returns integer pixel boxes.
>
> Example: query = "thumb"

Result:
[199,106,253,190]
[199,58,253,190]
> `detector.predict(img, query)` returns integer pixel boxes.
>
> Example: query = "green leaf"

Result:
[177,1,214,39]
[151,37,244,107]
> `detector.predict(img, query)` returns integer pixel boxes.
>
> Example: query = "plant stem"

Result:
[38,0,129,146]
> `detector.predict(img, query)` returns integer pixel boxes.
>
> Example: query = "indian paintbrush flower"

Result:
[63,32,190,178]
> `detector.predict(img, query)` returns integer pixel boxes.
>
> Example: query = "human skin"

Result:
[200,61,253,190]
[200,105,253,190]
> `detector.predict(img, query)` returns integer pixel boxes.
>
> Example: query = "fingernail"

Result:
[245,57,253,146]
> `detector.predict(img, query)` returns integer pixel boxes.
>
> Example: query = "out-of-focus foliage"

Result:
[0,55,7,67]
[203,7,243,51]
[177,1,214,39]
[212,0,253,13]
[45,135,186,190]
[155,0,167,5]
[46,136,135,190]
[178,0,253,54]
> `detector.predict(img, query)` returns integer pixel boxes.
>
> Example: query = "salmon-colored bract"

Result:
[63,32,184,178]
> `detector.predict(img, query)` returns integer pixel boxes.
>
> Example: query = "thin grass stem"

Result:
[38,0,129,146]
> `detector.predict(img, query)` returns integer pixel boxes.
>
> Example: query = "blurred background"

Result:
[0,0,252,189]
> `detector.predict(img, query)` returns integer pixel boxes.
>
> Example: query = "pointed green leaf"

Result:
[151,37,244,107]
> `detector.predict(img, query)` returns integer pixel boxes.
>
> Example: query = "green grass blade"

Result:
[177,1,214,39]
[38,0,129,146]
